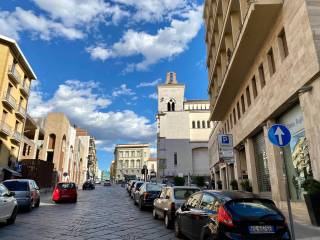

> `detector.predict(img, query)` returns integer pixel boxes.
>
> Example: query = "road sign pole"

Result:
[280,148,295,240]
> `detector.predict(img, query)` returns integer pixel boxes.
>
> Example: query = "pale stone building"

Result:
[204,0,320,213]
[157,72,213,181]
[146,157,157,180]
[114,144,150,181]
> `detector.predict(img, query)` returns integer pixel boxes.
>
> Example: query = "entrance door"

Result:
[253,131,271,193]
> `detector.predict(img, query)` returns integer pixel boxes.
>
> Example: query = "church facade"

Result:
[156,72,213,182]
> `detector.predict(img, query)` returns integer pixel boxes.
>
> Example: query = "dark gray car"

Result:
[3,179,40,211]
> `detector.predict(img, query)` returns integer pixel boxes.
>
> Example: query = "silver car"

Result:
[3,179,40,211]
[153,186,200,229]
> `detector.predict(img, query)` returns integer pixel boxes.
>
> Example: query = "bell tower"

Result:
[157,72,185,113]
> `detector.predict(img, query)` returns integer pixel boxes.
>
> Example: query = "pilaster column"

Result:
[245,137,259,193]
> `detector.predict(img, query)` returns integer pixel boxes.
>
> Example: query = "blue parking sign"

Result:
[222,136,229,144]
[268,124,291,147]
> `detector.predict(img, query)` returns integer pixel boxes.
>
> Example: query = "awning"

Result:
[1,167,22,177]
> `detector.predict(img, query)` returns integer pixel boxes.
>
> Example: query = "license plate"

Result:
[248,225,275,234]
[61,195,70,198]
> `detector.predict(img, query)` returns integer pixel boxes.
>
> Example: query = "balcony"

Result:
[210,0,283,120]
[0,121,12,136]
[2,92,17,110]
[12,130,23,144]
[7,65,21,85]
[15,105,26,119]
[20,82,30,97]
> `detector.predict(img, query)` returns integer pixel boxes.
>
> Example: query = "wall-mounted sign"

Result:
[218,134,234,160]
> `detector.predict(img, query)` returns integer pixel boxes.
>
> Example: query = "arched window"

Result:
[197,121,200,128]
[202,121,206,128]
[172,102,175,111]
[192,121,195,128]
[167,102,171,111]
[167,99,176,112]
[207,121,211,128]
[48,134,56,149]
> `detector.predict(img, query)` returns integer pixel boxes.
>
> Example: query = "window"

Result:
[15,120,20,131]
[237,102,241,119]
[202,121,206,128]
[252,76,258,98]
[227,120,230,132]
[267,48,276,75]
[22,143,27,156]
[246,86,251,106]
[174,188,199,200]
[233,108,237,125]
[241,95,245,114]
[131,151,135,157]
[2,110,8,122]
[197,121,200,128]
[278,28,289,59]
[186,193,202,208]
[258,64,266,88]
[27,146,31,155]
[172,102,175,111]
[207,121,211,128]
[229,115,233,129]
[192,121,196,128]
[199,194,215,210]
[7,84,13,95]
[167,102,171,111]
[174,152,177,166]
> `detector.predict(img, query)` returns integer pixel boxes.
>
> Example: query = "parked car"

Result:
[83,181,95,190]
[104,180,111,186]
[134,182,163,210]
[3,179,40,211]
[175,190,291,240]
[52,182,77,203]
[95,180,101,184]
[127,180,137,195]
[0,183,18,225]
[153,186,200,228]
[131,181,144,199]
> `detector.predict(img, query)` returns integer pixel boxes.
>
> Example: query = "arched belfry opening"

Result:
[167,99,176,112]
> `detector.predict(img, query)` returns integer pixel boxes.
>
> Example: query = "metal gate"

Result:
[253,131,271,192]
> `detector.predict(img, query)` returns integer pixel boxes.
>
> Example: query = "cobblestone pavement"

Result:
[1,185,320,240]
[0,185,177,240]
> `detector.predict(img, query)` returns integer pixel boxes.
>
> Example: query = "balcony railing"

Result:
[20,81,30,96]
[2,92,17,109]
[15,105,26,119]
[0,121,12,136]
[7,65,21,85]
[12,131,23,143]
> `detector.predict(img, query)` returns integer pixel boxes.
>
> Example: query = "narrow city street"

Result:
[0,185,176,240]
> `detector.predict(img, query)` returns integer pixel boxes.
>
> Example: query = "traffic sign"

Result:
[268,124,291,147]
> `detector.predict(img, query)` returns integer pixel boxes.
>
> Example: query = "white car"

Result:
[0,183,18,225]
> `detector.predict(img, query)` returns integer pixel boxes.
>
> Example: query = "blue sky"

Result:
[0,0,208,171]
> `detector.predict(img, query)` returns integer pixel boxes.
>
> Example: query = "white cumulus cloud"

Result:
[112,84,135,97]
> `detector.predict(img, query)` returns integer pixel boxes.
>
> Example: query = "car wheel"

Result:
[174,219,183,238]
[153,208,158,220]
[26,201,33,212]
[139,198,144,210]
[165,213,173,229]
[73,198,77,203]
[134,198,138,206]
[35,198,40,208]
[6,207,18,225]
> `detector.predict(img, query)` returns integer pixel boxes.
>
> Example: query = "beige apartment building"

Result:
[0,35,36,180]
[204,0,320,212]
[114,144,150,181]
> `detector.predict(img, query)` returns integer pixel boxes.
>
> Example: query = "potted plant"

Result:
[230,179,238,190]
[240,179,252,192]
[217,180,222,190]
[173,176,185,186]
[193,176,205,188]
[302,178,320,226]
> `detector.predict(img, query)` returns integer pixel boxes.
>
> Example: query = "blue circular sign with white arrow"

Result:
[268,124,291,147]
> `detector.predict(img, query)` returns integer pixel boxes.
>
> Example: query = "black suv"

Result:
[82,181,95,190]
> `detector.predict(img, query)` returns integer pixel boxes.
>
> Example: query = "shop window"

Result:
[252,76,258,98]
[259,64,266,88]
[241,95,245,114]
[278,28,289,60]
[246,86,251,106]
[267,48,276,76]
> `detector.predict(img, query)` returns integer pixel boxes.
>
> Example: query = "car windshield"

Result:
[58,183,76,189]
[135,182,144,189]
[174,188,199,200]
[227,199,280,218]
[146,184,162,192]
[3,181,29,191]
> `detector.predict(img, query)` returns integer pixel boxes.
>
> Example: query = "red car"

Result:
[52,182,77,203]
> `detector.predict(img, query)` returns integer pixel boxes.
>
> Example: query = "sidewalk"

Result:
[280,207,320,240]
